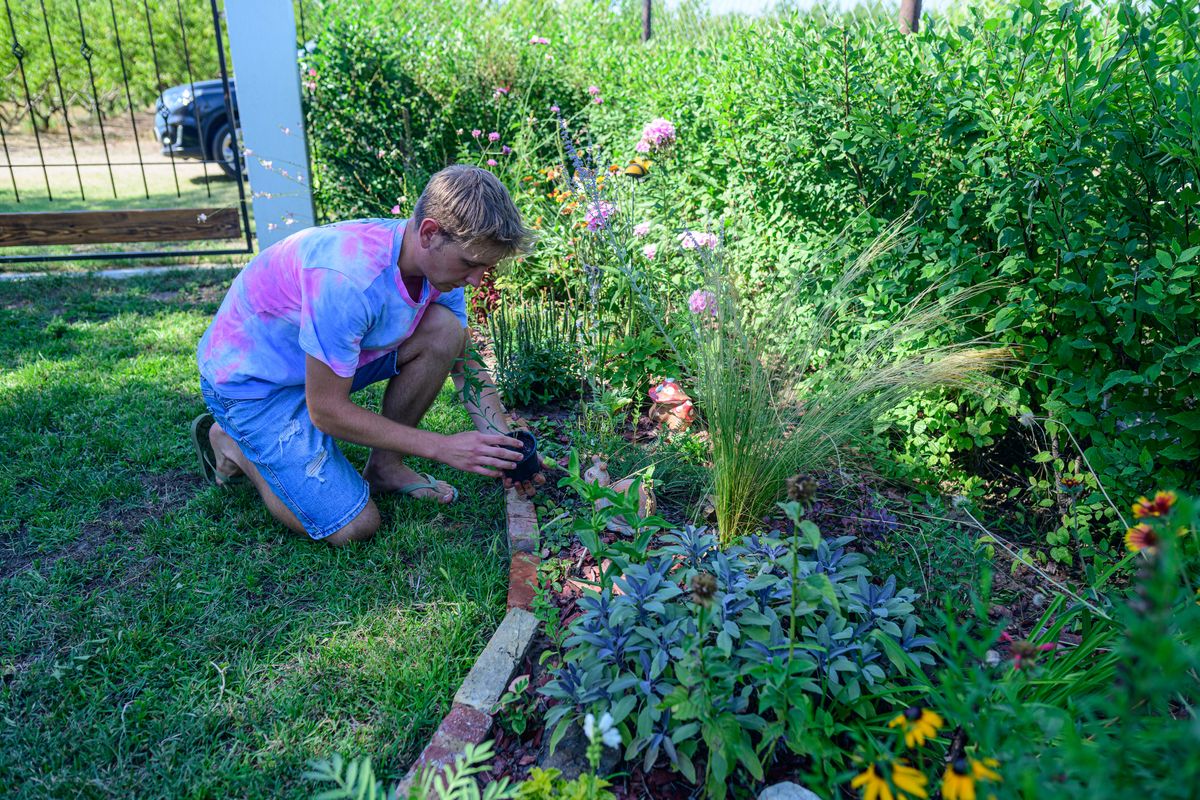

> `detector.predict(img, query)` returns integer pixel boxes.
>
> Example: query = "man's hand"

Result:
[504,470,546,499]
[441,431,525,478]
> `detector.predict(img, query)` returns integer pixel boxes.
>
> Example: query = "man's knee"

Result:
[323,501,380,547]
[412,303,466,360]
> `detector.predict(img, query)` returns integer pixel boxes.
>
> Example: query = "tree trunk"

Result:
[899,0,922,34]
[642,0,652,42]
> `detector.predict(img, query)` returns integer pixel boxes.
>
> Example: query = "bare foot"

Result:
[208,422,246,485]
[363,459,457,504]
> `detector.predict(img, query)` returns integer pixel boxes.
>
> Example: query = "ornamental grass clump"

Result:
[553,113,1010,543]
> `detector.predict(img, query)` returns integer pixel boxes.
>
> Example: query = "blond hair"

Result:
[412,165,533,256]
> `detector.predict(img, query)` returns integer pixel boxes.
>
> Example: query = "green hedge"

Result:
[301,0,1199,514]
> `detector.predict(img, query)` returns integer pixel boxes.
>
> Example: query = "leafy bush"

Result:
[540,469,935,797]
[488,295,580,408]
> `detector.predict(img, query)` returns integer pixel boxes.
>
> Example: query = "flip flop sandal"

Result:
[396,472,459,504]
[190,413,247,488]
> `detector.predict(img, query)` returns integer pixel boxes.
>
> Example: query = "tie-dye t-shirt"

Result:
[197,218,467,399]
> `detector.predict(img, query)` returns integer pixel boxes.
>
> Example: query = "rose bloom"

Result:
[633,221,651,237]
[584,200,616,231]
[642,244,657,259]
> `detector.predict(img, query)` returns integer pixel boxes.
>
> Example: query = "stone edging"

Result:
[397,486,541,792]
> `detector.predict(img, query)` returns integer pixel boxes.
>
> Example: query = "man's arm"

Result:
[304,355,520,477]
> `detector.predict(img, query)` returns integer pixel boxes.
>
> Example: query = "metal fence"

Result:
[0,0,252,264]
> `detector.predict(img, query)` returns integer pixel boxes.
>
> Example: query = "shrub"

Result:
[540,474,935,798]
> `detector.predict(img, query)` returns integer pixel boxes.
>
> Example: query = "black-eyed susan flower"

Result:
[1125,523,1160,554]
[942,756,1001,800]
[888,705,943,748]
[851,760,928,800]
[1132,490,1177,519]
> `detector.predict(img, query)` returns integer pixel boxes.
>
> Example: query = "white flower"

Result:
[583,712,596,742]
[196,213,207,223]
[1017,411,1036,428]
[305,39,316,53]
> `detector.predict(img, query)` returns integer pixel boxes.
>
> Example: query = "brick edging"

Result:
[397,484,541,791]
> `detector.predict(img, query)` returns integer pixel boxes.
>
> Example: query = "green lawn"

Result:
[0,270,509,798]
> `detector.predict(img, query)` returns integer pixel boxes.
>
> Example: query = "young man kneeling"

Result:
[192,165,540,546]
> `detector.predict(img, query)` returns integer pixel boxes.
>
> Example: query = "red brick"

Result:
[440,703,493,744]
[506,552,540,610]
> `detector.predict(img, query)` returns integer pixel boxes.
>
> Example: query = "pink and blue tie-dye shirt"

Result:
[197,218,467,399]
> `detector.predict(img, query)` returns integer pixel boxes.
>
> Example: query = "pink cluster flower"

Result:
[471,129,482,138]
[529,35,551,45]
[642,244,657,260]
[688,289,717,316]
[550,104,560,114]
[493,86,509,99]
[587,85,600,96]
[633,221,651,238]
[584,200,616,231]
[501,145,512,155]
[486,158,498,167]
[636,118,676,153]
[488,131,501,142]
[391,204,401,214]
[679,231,719,250]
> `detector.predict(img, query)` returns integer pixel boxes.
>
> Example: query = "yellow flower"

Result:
[1125,523,1160,553]
[1132,490,1177,519]
[942,757,1002,800]
[888,706,943,748]
[892,762,929,798]
[852,761,928,800]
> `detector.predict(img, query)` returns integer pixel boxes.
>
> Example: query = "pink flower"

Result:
[633,222,651,238]
[679,231,719,251]
[529,36,551,45]
[304,81,316,91]
[493,86,509,99]
[550,104,560,114]
[688,289,717,316]
[593,96,603,105]
[487,158,498,167]
[391,205,401,214]
[501,145,512,155]
[584,200,616,231]
[307,68,317,77]
[488,131,500,142]
[587,85,600,96]
[637,118,676,153]
[471,129,482,138]
[642,244,657,259]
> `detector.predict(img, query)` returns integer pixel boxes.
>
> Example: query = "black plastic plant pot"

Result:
[505,430,541,482]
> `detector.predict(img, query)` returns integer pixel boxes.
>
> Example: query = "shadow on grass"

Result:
[0,270,510,798]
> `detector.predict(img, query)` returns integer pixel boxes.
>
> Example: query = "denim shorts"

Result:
[199,352,401,540]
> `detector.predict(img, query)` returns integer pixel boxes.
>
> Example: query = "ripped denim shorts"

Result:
[198,352,400,540]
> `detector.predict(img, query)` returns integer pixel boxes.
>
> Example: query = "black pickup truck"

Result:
[154,78,241,178]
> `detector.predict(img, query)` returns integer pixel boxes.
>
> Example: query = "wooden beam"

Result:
[0,208,242,247]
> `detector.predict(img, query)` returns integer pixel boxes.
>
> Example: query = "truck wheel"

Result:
[210,120,242,178]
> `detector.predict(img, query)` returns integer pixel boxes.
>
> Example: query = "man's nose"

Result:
[465,268,486,288]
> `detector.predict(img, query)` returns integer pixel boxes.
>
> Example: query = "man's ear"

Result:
[417,217,443,248]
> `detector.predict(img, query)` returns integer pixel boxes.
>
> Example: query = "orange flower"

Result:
[1125,523,1160,553]
[1132,491,1177,519]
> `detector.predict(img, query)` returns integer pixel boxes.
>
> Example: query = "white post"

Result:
[223,0,315,249]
